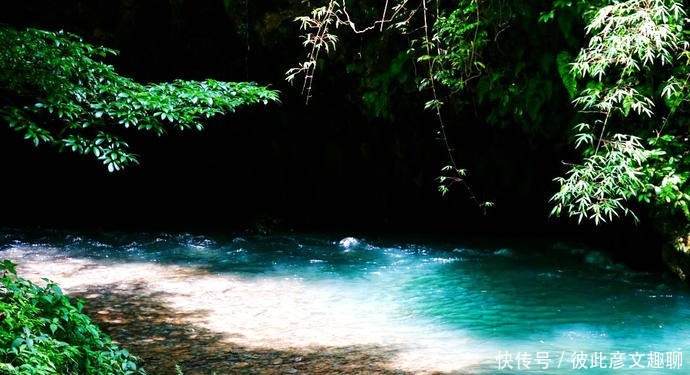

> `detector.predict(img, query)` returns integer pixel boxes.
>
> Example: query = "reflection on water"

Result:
[1,230,689,373]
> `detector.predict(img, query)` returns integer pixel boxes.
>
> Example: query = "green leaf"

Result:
[556,51,577,99]
[0,259,17,275]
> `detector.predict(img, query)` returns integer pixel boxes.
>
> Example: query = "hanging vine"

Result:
[286,0,493,212]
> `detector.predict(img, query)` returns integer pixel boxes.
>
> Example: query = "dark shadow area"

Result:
[0,0,675,277]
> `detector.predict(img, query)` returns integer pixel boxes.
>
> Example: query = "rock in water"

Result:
[338,237,360,249]
[493,248,513,256]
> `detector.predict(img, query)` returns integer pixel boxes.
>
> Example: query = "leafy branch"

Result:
[0,27,280,171]
[549,0,690,225]
[286,0,414,103]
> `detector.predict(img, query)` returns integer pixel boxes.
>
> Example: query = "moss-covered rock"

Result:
[662,235,690,283]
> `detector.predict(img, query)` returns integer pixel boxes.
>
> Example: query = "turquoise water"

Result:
[1,231,689,373]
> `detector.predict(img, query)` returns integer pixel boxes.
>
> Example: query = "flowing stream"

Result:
[1,231,689,374]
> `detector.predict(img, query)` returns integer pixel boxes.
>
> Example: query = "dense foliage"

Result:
[5,0,690,246]
[548,0,690,233]
[0,26,279,171]
[0,260,144,374]
[285,0,690,238]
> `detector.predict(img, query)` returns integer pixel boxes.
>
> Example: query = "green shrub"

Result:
[0,260,144,374]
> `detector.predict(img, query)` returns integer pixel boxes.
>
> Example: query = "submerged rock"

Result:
[493,248,513,256]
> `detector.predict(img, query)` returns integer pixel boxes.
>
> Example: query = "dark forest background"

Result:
[0,0,663,268]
